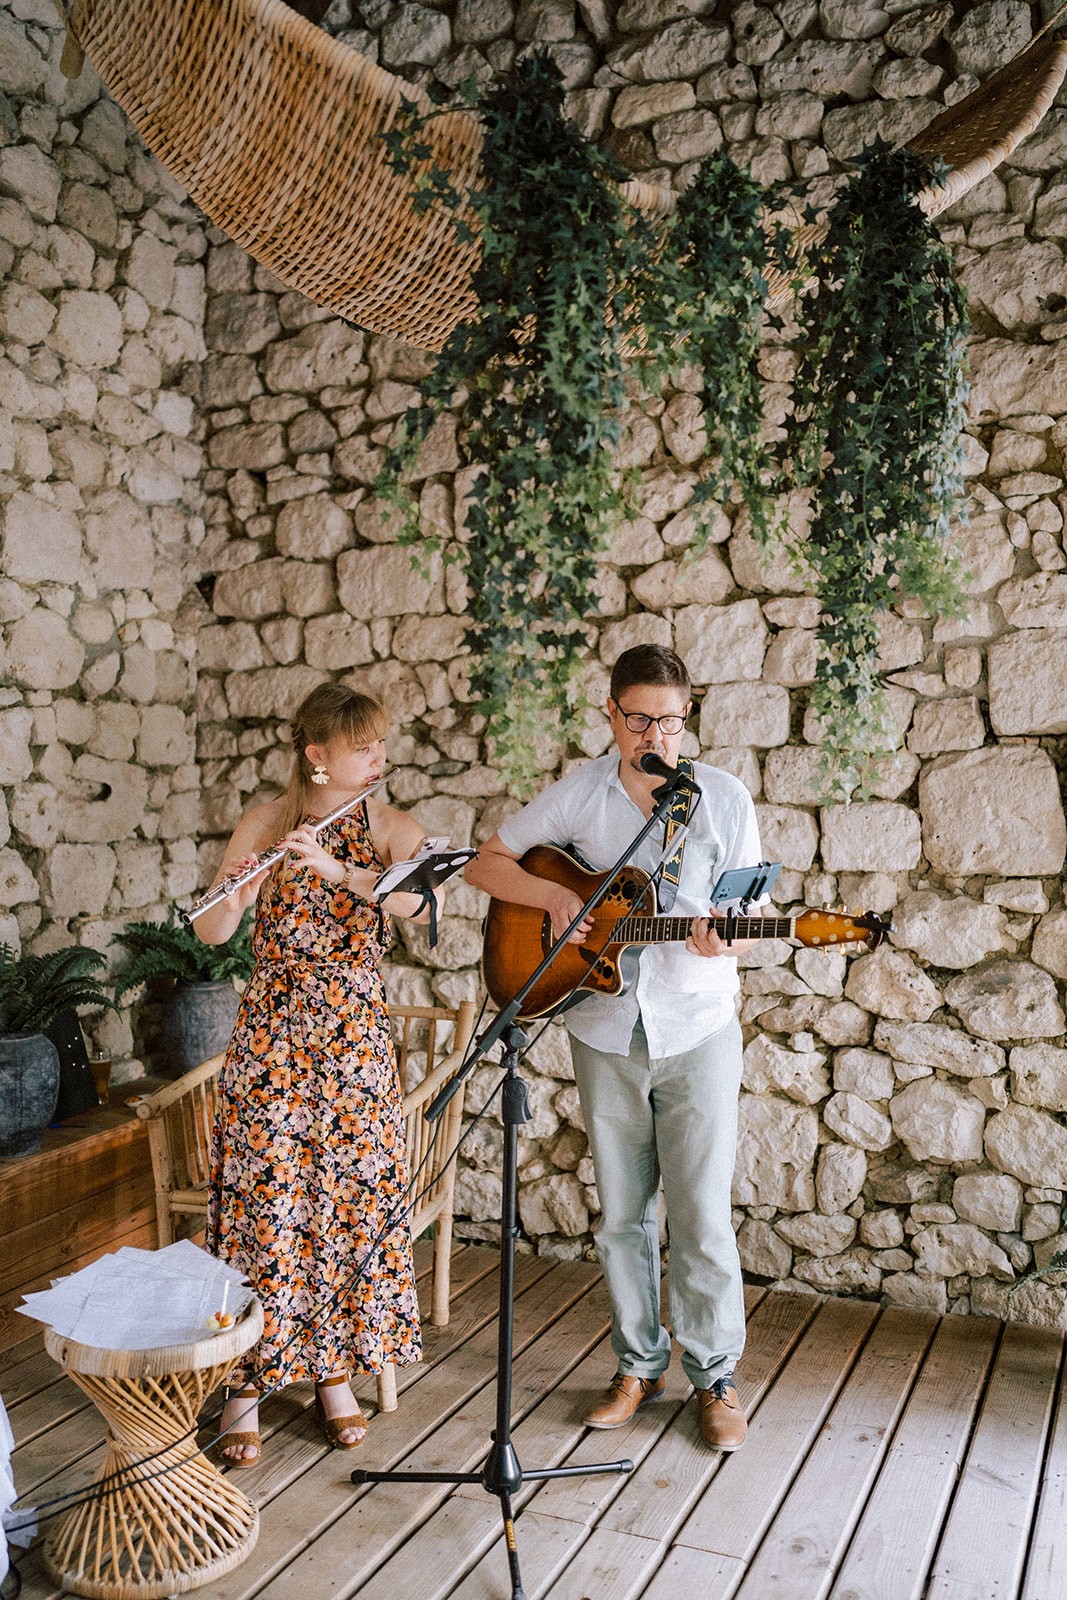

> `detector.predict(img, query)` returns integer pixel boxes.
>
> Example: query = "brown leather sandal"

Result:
[314,1373,368,1450]
[214,1385,261,1468]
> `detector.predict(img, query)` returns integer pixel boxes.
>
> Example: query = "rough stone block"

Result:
[824,1090,894,1150]
[734,1094,818,1210]
[8,606,85,691]
[49,288,123,367]
[337,546,445,619]
[919,748,1066,876]
[952,1172,1023,1232]
[890,1077,986,1164]
[821,801,921,872]
[754,803,819,870]
[890,890,1014,970]
[46,842,117,917]
[815,1141,867,1212]
[945,960,1065,1042]
[989,630,1067,734]
[844,947,940,1022]
[675,598,767,683]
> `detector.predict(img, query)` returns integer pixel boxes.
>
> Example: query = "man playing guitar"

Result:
[466,642,767,1452]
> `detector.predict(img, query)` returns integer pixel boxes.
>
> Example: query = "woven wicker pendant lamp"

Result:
[64,0,1067,351]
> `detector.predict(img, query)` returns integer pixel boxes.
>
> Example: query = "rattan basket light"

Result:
[64,0,1067,350]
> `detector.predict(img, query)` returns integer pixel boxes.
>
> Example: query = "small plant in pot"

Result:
[0,943,115,1158]
[113,915,254,1078]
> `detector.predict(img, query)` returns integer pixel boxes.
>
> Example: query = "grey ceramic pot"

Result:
[0,1031,61,1157]
[166,981,241,1076]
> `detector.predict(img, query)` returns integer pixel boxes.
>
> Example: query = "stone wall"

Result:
[0,2,209,1062]
[4,0,1067,1322]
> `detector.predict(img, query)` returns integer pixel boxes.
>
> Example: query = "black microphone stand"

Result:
[351,767,697,1600]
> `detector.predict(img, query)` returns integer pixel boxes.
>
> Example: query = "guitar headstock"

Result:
[794,908,891,952]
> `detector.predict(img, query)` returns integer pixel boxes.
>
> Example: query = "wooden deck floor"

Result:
[7,1243,1067,1600]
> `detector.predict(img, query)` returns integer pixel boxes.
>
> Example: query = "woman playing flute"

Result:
[195,682,431,1464]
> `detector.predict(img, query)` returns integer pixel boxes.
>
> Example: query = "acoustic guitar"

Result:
[483,844,891,1020]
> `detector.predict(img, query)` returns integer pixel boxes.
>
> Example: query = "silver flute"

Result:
[182,775,388,923]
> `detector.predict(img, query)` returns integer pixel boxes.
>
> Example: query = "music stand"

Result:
[352,775,697,1600]
[373,845,478,946]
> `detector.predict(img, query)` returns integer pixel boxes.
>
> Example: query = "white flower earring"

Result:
[311,763,329,786]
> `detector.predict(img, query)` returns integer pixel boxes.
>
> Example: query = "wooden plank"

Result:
[449,1505,590,1600]
[1,1541,62,1600]
[350,1502,663,1600]
[0,1117,149,1237]
[531,1525,665,1600]
[1,1334,62,1406]
[10,1393,111,1499]
[639,1544,745,1599]
[8,1371,90,1448]
[729,1307,937,1600]
[547,1523,687,1600]
[925,1320,1062,1600]
[1020,1344,1067,1600]
[827,1312,1000,1600]
[200,1252,573,1600]
[242,1262,608,1600]
[594,1288,821,1543]
[1,1171,155,1290]
[669,1297,880,1561]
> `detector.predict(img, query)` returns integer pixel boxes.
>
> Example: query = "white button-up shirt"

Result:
[497,753,764,1058]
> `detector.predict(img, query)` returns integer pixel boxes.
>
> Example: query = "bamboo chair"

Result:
[62,0,1067,350]
[135,996,476,1413]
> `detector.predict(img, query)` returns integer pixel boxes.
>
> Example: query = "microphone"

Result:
[639,752,698,791]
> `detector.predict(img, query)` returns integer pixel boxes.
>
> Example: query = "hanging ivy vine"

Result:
[378,56,656,790]
[647,154,791,551]
[778,143,970,800]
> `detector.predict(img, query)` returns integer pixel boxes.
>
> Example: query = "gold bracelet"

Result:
[342,864,359,895]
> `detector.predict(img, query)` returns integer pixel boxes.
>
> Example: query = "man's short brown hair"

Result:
[609,644,691,702]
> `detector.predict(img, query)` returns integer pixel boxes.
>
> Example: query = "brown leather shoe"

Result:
[583,1373,666,1429]
[698,1376,747,1451]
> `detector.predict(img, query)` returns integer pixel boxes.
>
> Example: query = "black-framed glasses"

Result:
[619,710,687,736]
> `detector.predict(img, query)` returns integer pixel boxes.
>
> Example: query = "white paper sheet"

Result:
[17,1241,252,1351]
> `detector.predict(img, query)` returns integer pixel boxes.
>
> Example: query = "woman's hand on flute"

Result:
[194,853,269,944]
[280,826,348,884]
[226,855,271,910]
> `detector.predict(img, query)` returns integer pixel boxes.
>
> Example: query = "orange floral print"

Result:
[207,803,421,1391]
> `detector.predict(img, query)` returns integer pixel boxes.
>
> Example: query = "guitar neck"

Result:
[614,912,793,945]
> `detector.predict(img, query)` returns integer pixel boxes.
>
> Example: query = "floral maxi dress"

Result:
[207,804,421,1390]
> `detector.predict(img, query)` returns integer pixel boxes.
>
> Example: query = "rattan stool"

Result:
[42,1301,263,1599]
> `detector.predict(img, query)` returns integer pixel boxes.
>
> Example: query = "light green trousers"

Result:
[570,1015,746,1389]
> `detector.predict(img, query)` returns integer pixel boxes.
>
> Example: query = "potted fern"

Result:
[112,916,254,1076]
[0,944,114,1157]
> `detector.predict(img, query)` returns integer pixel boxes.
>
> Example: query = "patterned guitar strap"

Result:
[656,757,697,913]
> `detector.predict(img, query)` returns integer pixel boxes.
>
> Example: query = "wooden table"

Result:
[42,1301,263,1599]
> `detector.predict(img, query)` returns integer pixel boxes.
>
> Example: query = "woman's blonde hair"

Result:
[276,682,388,839]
